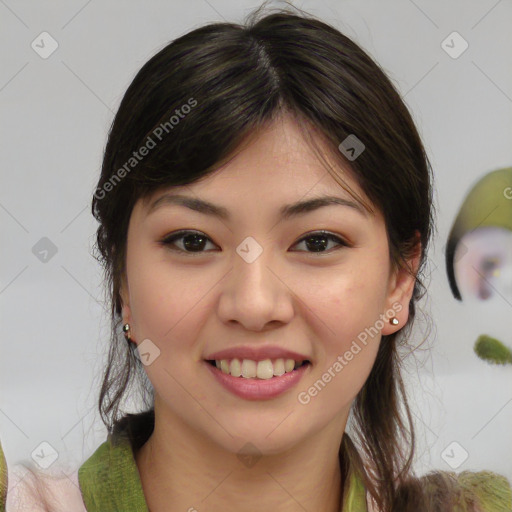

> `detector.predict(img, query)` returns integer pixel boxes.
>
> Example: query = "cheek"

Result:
[297,259,389,347]
[292,278,385,420]
[290,256,388,402]
[127,253,211,342]
[125,256,215,401]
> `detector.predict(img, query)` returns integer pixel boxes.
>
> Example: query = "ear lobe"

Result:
[382,235,422,334]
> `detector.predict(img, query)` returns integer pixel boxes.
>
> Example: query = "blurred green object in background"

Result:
[474,334,512,365]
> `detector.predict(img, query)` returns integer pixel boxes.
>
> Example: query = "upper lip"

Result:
[205,345,310,362]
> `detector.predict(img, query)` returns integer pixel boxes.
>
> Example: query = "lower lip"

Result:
[205,361,310,400]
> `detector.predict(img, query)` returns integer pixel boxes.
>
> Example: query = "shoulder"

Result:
[364,469,512,512]
[417,469,512,511]
[0,439,87,512]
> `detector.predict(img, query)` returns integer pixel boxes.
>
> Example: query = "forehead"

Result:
[142,115,373,216]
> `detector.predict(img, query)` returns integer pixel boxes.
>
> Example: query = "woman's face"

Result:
[120,115,417,455]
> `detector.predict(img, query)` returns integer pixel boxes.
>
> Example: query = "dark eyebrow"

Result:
[147,193,368,220]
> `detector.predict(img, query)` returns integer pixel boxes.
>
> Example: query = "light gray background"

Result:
[1,0,511,482]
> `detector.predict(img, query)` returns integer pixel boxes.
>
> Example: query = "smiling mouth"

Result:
[205,358,311,379]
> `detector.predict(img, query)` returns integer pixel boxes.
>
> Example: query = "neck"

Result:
[135,406,347,512]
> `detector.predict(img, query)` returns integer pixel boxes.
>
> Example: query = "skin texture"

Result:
[120,115,420,512]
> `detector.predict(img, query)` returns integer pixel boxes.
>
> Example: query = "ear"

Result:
[381,232,422,335]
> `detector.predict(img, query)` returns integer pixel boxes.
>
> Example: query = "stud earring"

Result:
[123,323,131,342]
[389,317,399,325]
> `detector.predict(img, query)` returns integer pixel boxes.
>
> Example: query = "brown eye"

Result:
[161,230,217,253]
[160,229,349,255]
[291,231,349,253]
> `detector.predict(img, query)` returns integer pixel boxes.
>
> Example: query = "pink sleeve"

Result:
[6,463,87,512]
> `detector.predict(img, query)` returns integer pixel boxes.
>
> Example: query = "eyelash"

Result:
[160,230,350,255]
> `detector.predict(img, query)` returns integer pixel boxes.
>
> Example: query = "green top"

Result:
[1,428,511,511]
[77,430,368,512]
[77,432,150,512]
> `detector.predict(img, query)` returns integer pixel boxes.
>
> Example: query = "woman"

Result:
[2,5,511,511]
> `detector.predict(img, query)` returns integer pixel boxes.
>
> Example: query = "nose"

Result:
[217,245,294,332]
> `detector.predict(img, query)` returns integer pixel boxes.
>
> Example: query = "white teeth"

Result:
[241,359,257,378]
[213,357,306,378]
[273,358,285,376]
[230,358,242,377]
[284,359,295,372]
[256,359,274,380]
[220,360,230,374]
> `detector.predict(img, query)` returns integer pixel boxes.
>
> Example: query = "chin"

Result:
[201,413,311,457]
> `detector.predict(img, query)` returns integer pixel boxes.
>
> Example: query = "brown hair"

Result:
[91,3,446,510]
